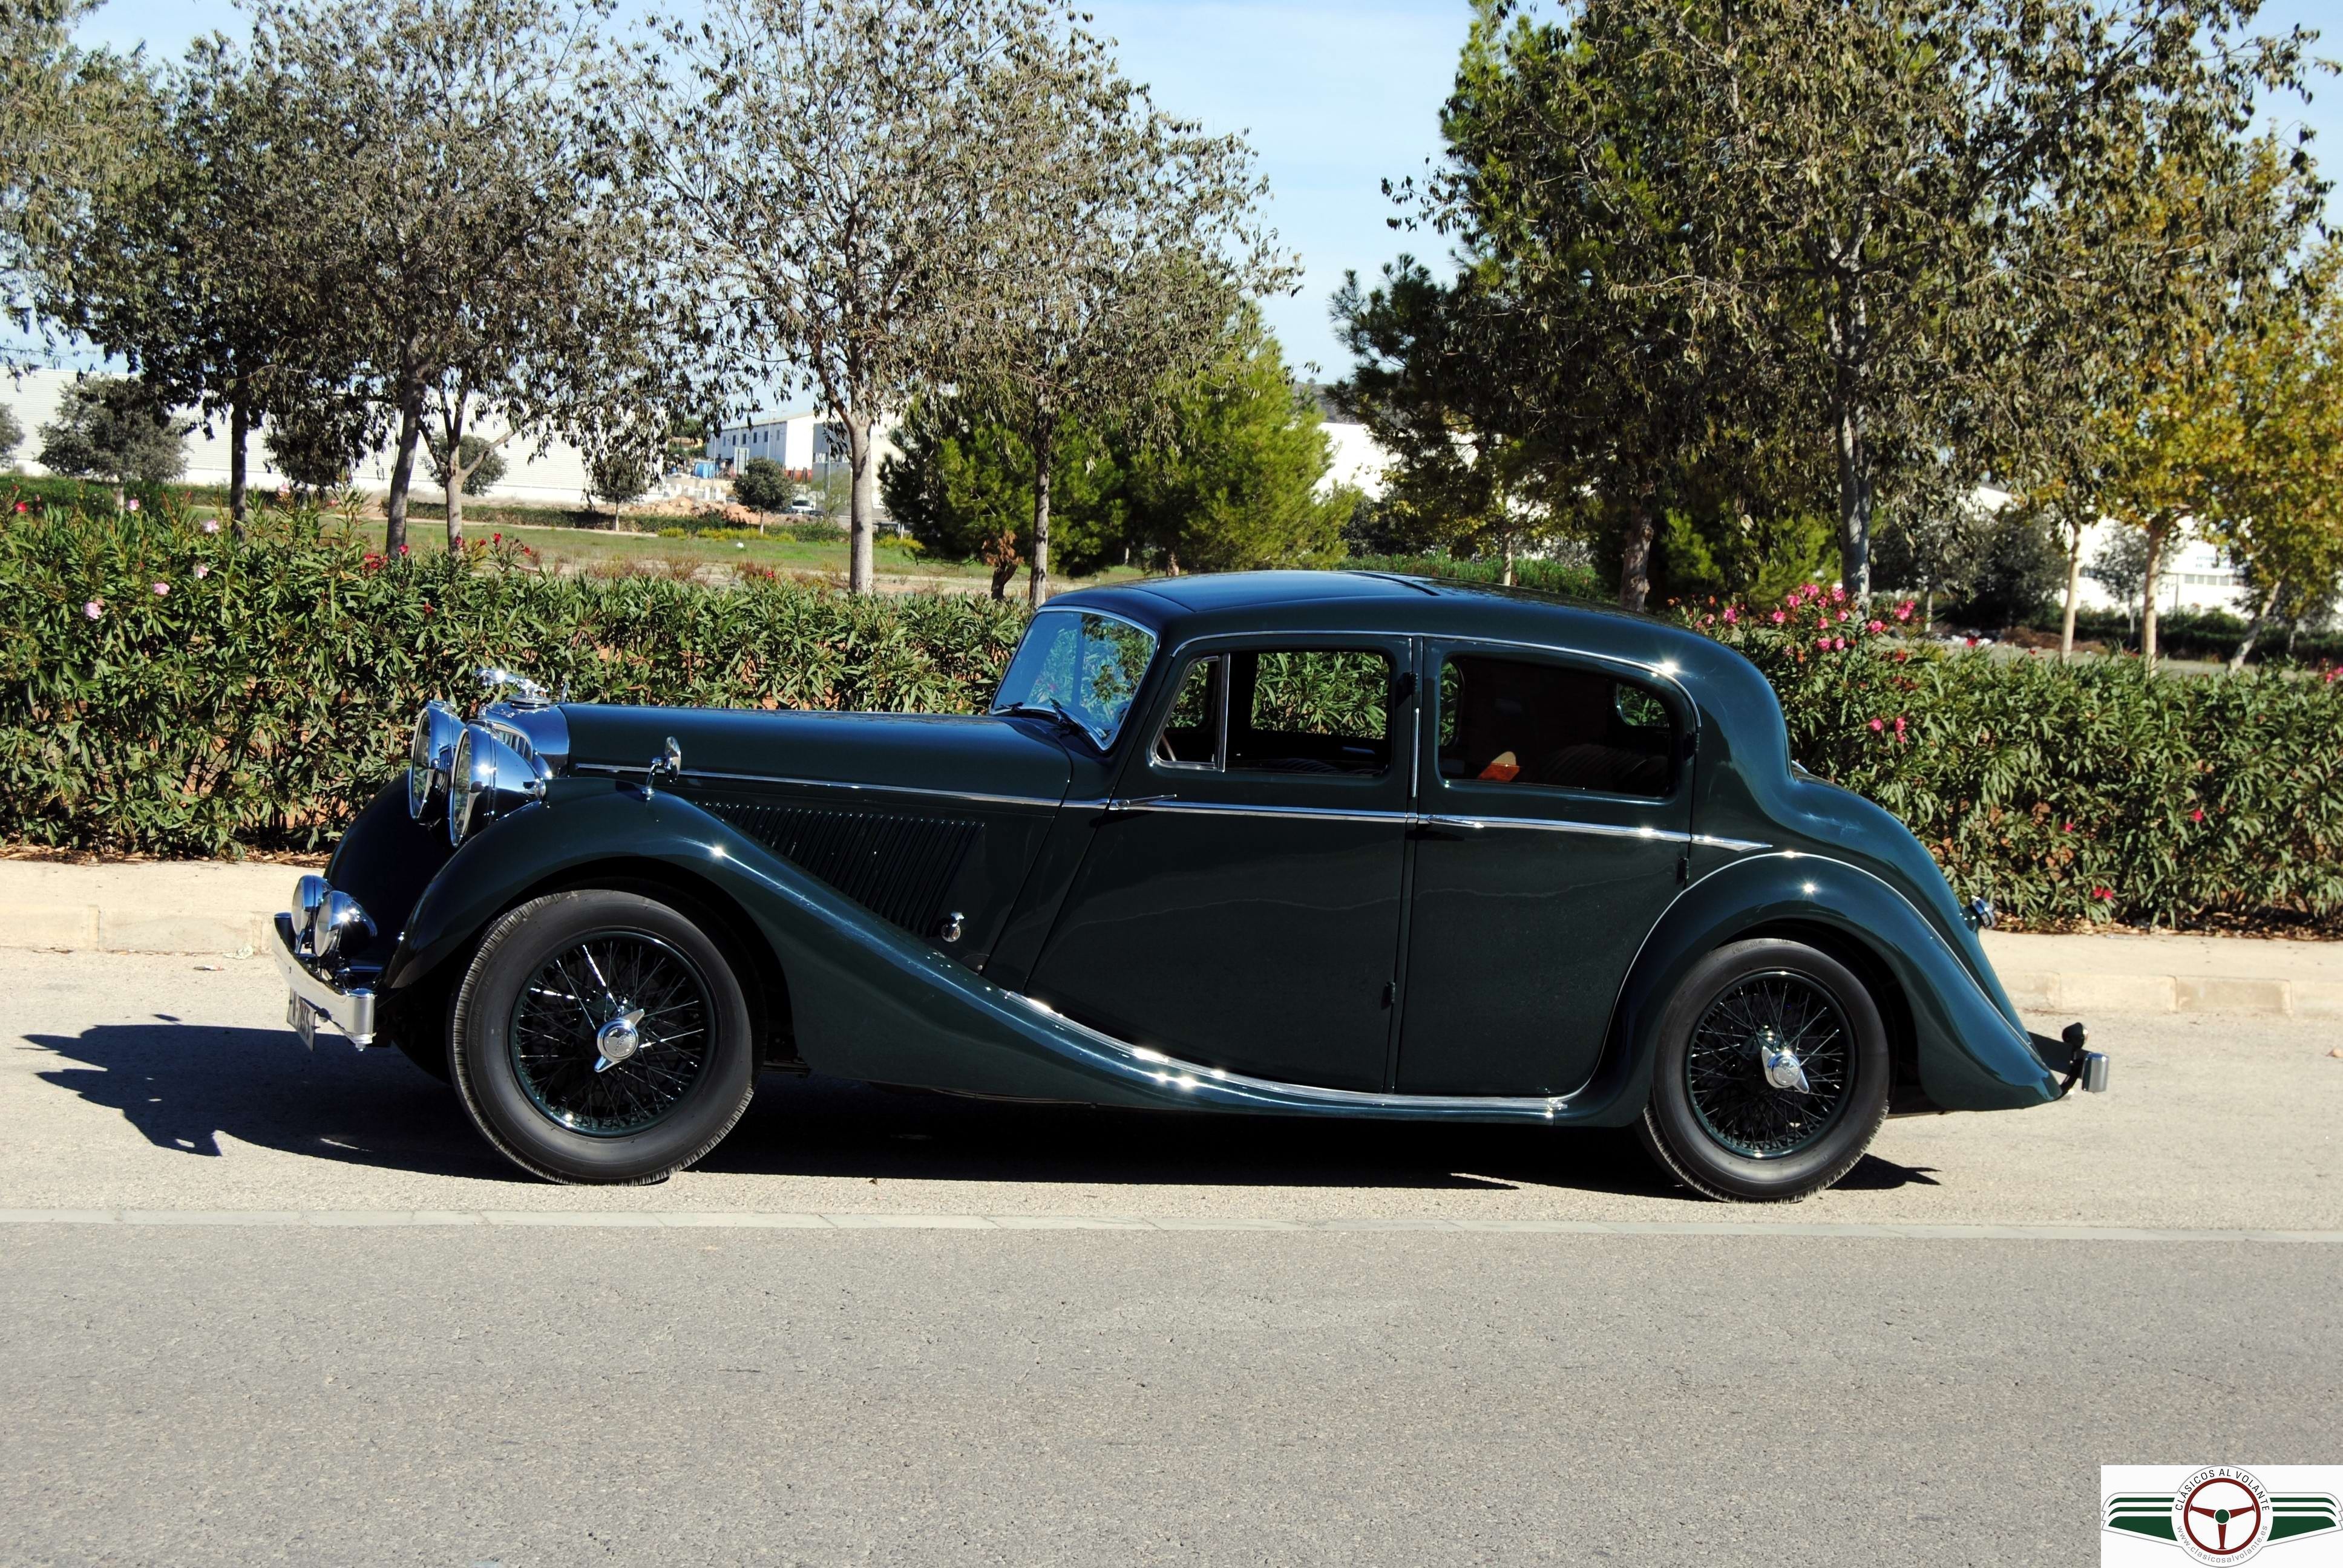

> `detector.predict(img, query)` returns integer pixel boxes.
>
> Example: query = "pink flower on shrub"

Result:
[2092,887,2115,902]
[83,600,102,619]
[1833,637,1847,650]
[11,501,24,514]
[200,518,220,535]
[1893,716,1907,736]
[1869,717,1884,732]
[2189,807,2206,823]
[1866,619,1883,633]
[126,498,139,513]
[1837,609,1850,622]
[1722,606,1738,624]
[1894,601,1914,622]
[151,581,168,596]
[1830,584,1846,603]
[1815,636,1831,650]
[397,544,409,557]
[192,563,209,579]
[1771,610,1787,624]
[2062,822,2075,832]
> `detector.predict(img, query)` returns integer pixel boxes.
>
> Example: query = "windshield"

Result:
[991,610,1157,748]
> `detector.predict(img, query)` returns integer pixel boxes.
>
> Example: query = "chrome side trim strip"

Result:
[1693,833,1772,852]
[571,763,1063,811]
[1423,813,1680,843]
[1106,798,1411,825]
[1009,993,1570,1118]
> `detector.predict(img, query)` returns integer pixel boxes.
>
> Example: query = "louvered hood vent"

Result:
[704,801,979,938]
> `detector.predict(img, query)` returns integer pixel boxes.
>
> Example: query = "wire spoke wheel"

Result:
[1684,969,1853,1160]
[507,930,713,1137]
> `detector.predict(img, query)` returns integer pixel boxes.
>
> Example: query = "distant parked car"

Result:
[784,497,819,516]
[272,572,2106,1196]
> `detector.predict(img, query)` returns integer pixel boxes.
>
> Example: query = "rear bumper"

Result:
[271,911,378,1046]
[2029,1024,2109,1097]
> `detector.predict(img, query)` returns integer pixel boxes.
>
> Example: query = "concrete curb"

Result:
[2,860,2337,1019]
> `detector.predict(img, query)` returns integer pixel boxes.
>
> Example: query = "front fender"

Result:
[1608,852,2061,1113]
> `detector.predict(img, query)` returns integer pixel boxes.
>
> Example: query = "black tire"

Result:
[1637,938,1891,1203]
[448,889,758,1184]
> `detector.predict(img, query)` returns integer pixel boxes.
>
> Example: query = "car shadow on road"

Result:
[23,1021,511,1181]
[21,1021,1941,1201]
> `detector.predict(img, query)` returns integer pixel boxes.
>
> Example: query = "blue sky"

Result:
[62,0,2343,379]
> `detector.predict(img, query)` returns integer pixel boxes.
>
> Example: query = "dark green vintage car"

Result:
[274,570,2105,1199]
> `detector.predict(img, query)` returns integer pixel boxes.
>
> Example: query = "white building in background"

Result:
[1,367,600,507]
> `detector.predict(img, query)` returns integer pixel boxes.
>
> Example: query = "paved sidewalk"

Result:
[2,857,2338,1016]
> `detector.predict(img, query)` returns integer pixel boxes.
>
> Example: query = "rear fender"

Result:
[1608,853,2060,1113]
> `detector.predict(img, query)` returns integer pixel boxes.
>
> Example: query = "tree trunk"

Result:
[2058,523,2083,661]
[384,385,424,557]
[1027,420,1055,607]
[1828,284,1873,600]
[442,408,469,550]
[2139,520,2172,670]
[2227,577,2284,673]
[1923,586,1935,632]
[1501,530,1517,588]
[227,381,251,536]
[845,407,875,595]
[1617,502,1655,612]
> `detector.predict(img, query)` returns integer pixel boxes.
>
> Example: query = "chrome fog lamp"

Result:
[447,722,548,846]
[408,700,465,820]
[309,889,376,963]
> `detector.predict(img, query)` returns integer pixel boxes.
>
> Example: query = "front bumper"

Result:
[271,911,378,1047]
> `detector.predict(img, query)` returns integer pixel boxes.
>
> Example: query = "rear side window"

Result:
[1437,654,1676,798]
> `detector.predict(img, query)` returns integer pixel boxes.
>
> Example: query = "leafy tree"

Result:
[882,397,1126,596]
[637,0,1066,594]
[36,373,189,508]
[263,390,374,497]
[732,456,794,529]
[2,0,149,361]
[2191,248,2343,669]
[2086,527,2152,629]
[39,31,330,531]
[243,0,644,552]
[585,438,658,528]
[0,403,21,465]
[1943,508,2065,630]
[1354,0,2319,606]
[942,21,1294,603]
[1121,313,1351,574]
[427,432,507,497]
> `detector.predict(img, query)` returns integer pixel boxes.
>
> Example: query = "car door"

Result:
[1025,635,1417,1092]
[1395,641,1694,1097]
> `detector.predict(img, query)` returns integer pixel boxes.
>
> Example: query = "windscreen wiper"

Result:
[991,699,1098,745]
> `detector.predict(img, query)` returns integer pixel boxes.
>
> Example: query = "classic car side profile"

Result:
[273,570,2107,1200]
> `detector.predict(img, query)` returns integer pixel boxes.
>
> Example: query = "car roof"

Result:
[1043,570,1728,681]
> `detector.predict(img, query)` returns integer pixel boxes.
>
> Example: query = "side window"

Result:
[1230,648,1391,776]
[1435,653,1677,798]
[1153,656,1225,768]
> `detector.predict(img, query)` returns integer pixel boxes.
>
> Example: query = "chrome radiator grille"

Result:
[702,800,980,937]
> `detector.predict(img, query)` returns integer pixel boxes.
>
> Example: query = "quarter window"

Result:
[1437,654,1677,797]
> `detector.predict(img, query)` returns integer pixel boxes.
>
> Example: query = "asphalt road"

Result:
[4,947,2340,1566]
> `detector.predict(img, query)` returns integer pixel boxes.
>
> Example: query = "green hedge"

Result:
[0,498,1022,854]
[1696,589,2343,931]
[7,497,2339,932]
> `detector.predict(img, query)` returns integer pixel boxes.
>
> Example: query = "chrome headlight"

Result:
[407,701,465,821]
[447,722,548,846]
[293,874,330,949]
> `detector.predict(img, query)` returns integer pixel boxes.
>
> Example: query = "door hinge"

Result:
[1381,980,1397,1008]
[1676,848,1691,884]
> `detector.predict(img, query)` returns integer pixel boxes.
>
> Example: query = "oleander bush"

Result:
[0,495,1023,855]
[5,494,2339,932]
[1696,587,2343,931]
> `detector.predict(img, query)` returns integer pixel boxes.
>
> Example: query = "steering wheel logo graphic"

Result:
[2174,1469,2275,1563]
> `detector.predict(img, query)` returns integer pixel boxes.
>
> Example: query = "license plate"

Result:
[287,993,319,1050]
